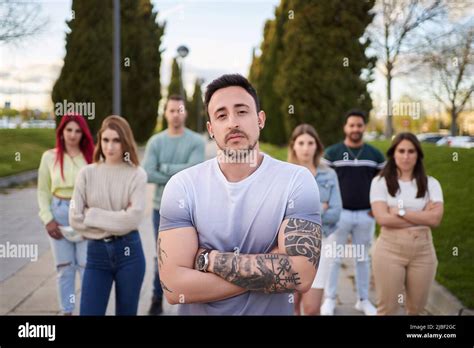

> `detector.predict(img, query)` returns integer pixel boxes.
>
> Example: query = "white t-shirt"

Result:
[370,175,443,211]
[159,153,321,315]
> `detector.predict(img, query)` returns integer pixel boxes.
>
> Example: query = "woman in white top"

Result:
[370,132,444,315]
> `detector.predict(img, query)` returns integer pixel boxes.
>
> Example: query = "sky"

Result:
[0,0,281,111]
[0,0,471,116]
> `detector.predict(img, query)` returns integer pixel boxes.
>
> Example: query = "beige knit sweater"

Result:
[69,161,147,240]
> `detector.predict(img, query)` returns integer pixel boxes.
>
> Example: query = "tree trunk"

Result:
[450,107,458,136]
[385,71,393,138]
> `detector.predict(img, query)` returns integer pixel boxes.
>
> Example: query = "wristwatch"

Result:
[196,249,212,272]
[397,208,406,217]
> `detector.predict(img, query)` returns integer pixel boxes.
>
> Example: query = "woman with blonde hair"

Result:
[289,124,342,315]
[370,132,443,315]
[70,115,147,315]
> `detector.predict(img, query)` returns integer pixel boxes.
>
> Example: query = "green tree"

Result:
[167,57,183,96]
[52,0,164,142]
[162,57,187,130]
[121,0,164,142]
[187,78,205,133]
[52,0,113,137]
[274,0,376,146]
[0,108,20,117]
[248,0,290,145]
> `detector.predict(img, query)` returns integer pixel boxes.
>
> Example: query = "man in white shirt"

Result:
[157,74,323,315]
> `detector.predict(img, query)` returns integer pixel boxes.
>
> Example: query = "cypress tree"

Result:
[275,0,375,146]
[121,0,164,142]
[52,0,113,136]
[52,0,164,142]
[187,78,205,133]
[248,0,290,145]
[162,57,187,130]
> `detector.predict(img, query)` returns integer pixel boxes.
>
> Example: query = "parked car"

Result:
[0,122,18,129]
[20,120,56,129]
[417,133,445,144]
[436,136,474,149]
[364,131,379,141]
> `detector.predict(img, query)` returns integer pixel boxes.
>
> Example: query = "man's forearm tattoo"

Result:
[212,252,301,293]
[211,219,321,293]
[157,237,172,293]
[157,236,167,269]
[160,280,173,293]
[284,218,322,268]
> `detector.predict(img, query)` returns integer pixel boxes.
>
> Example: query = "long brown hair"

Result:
[288,124,324,167]
[93,115,140,166]
[380,132,427,198]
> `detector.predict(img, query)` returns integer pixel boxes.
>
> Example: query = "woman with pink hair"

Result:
[37,114,94,315]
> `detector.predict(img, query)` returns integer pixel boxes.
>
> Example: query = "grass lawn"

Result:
[0,129,56,177]
[262,141,474,308]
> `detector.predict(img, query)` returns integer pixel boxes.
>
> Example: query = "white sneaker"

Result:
[355,299,377,315]
[320,298,336,315]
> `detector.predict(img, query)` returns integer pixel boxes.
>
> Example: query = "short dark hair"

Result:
[204,74,260,119]
[344,109,367,124]
[165,94,185,111]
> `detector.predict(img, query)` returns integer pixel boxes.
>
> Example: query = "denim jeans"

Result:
[49,196,88,314]
[325,209,375,301]
[80,230,146,315]
[152,209,163,300]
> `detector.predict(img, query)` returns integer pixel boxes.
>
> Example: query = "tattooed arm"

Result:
[207,218,322,294]
[158,226,247,305]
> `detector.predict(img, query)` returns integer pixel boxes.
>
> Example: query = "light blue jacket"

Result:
[315,164,342,237]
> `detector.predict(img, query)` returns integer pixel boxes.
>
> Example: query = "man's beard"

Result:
[171,120,183,129]
[216,138,258,162]
[349,132,363,142]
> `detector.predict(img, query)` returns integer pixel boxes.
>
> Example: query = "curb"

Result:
[426,280,473,315]
[0,170,38,188]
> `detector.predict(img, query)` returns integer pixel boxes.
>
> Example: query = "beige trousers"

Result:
[373,226,438,315]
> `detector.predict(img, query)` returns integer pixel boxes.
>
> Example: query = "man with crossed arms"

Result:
[158,74,322,315]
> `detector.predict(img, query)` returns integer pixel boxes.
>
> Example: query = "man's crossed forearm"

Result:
[210,252,301,293]
[203,218,322,293]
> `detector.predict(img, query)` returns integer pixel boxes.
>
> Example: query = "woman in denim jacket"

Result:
[288,124,342,315]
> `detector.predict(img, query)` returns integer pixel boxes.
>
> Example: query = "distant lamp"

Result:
[177,45,189,58]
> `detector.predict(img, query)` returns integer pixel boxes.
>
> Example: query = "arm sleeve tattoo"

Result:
[284,218,321,267]
[211,218,322,293]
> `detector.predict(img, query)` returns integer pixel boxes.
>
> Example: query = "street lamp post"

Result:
[113,0,121,115]
[176,45,189,98]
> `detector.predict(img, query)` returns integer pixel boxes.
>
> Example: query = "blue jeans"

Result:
[49,196,88,314]
[152,209,163,300]
[325,209,375,301]
[80,231,146,315]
